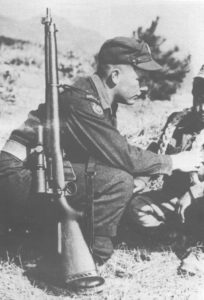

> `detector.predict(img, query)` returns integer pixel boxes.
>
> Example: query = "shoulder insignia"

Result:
[91,102,104,116]
[85,94,100,104]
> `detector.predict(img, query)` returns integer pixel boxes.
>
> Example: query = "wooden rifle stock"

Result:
[42,10,77,215]
[36,8,104,292]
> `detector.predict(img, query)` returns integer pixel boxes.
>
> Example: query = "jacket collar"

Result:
[89,74,111,110]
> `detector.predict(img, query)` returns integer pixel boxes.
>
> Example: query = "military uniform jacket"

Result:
[155,109,204,198]
[10,74,172,177]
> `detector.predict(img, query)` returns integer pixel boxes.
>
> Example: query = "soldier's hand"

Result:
[177,191,192,223]
[133,178,146,193]
[171,150,204,172]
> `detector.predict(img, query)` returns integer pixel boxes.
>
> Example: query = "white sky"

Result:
[0,0,204,74]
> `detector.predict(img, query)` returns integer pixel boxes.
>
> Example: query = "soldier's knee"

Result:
[117,171,134,202]
[127,194,163,227]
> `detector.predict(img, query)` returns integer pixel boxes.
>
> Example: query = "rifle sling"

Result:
[85,156,96,252]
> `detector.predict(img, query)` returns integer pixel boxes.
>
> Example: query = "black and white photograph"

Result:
[0,0,204,299]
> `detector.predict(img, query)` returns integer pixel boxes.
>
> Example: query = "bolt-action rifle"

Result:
[34,8,104,293]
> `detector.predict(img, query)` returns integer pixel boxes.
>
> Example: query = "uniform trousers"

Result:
[0,151,134,263]
[127,190,204,241]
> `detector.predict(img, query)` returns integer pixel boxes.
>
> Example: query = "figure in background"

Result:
[126,64,204,274]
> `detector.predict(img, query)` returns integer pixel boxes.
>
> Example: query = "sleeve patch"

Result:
[91,102,104,116]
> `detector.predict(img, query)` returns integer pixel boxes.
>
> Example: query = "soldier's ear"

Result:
[110,69,120,86]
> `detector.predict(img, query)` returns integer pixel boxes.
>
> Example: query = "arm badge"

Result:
[91,103,104,116]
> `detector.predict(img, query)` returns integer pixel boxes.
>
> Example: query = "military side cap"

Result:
[98,36,162,71]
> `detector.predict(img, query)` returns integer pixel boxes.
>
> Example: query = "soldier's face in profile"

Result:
[112,65,143,105]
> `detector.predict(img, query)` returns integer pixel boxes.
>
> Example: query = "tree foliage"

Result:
[134,17,191,100]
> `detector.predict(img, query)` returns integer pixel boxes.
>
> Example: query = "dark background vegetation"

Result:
[133,17,191,100]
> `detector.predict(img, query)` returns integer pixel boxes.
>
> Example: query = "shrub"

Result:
[134,17,191,100]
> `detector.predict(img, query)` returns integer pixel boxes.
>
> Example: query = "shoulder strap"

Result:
[59,83,100,105]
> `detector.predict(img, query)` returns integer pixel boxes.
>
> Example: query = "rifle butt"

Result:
[59,217,104,292]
